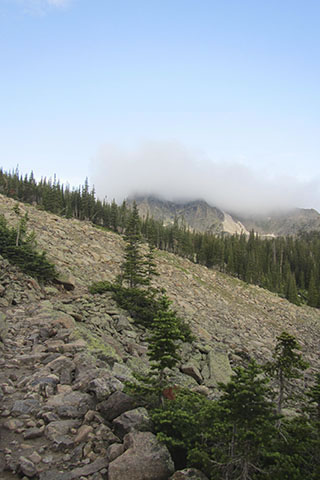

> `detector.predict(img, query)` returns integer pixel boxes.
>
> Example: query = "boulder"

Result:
[11,398,40,416]
[181,364,203,384]
[170,468,209,480]
[98,390,136,421]
[113,407,153,439]
[54,271,76,291]
[108,431,174,480]
[19,456,37,477]
[0,312,8,342]
[88,376,123,401]
[206,350,233,387]
[46,391,94,418]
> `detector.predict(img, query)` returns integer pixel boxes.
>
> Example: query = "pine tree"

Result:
[216,361,277,480]
[147,295,185,387]
[307,271,319,307]
[120,201,148,288]
[266,331,309,415]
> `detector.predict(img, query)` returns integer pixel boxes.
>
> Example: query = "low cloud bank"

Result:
[90,141,320,215]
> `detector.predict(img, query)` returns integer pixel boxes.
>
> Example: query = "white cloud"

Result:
[90,141,320,215]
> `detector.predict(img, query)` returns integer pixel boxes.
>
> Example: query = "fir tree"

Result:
[266,331,309,415]
[120,201,149,288]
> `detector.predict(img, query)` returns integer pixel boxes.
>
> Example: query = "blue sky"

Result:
[1,0,320,212]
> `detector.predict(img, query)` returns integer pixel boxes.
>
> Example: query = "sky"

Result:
[1,0,320,214]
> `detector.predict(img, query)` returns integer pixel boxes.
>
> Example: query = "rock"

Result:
[46,355,76,384]
[54,271,76,291]
[23,427,43,439]
[19,456,37,477]
[108,431,174,480]
[107,443,125,462]
[52,434,74,451]
[113,407,153,439]
[46,391,94,418]
[94,424,120,445]
[0,312,8,341]
[39,458,108,480]
[181,364,203,384]
[11,399,40,416]
[88,376,123,401]
[28,451,42,464]
[206,350,233,387]
[3,418,24,431]
[98,390,136,421]
[59,339,87,353]
[45,419,81,441]
[74,424,93,443]
[170,468,209,480]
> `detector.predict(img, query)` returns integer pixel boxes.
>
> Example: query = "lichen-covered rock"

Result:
[206,350,233,387]
[108,431,174,480]
[0,312,8,342]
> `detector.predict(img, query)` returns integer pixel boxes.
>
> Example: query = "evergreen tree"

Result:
[120,201,148,288]
[307,271,319,307]
[147,295,187,388]
[215,361,277,480]
[266,331,309,415]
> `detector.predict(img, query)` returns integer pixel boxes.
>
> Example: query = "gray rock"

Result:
[45,419,81,441]
[52,434,74,451]
[88,376,122,401]
[181,364,203,384]
[94,423,120,445]
[54,271,76,291]
[170,468,209,480]
[206,350,233,387]
[98,390,136,421]
[107,443,125,462]
[0,312,8,342]
[11,399,40,416]
[19,456,37,477]
[46,391,94,418]
[39,458,108,480]
[108,431,174,480]
[113,407,153,439]
[23,427,43,439]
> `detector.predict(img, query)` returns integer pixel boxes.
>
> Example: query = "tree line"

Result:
[1,167,320,307]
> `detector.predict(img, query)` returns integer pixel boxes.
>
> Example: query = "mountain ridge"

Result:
[132,195,320,236]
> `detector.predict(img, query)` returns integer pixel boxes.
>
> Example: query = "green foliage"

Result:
[267,416,320,480]
[265,332,309,415]
[151,389,216,470]
[147,295,191,386]
[88,280,115,294]
[120,201,150,288]
[0,214,56,282]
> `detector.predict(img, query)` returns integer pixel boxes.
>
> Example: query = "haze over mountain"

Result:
[91,141,320,216]
[132,195,320,237]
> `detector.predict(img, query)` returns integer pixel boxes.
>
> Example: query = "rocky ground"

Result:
[1,194,320,479]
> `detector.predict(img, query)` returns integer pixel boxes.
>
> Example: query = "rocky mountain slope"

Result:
[133,196,320,236]
[132,196,248,234]
[1,193,320,479]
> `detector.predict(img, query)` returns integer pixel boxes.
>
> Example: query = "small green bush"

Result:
[0,214,56,282]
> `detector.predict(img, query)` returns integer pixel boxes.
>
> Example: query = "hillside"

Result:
[1,193,320,479]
